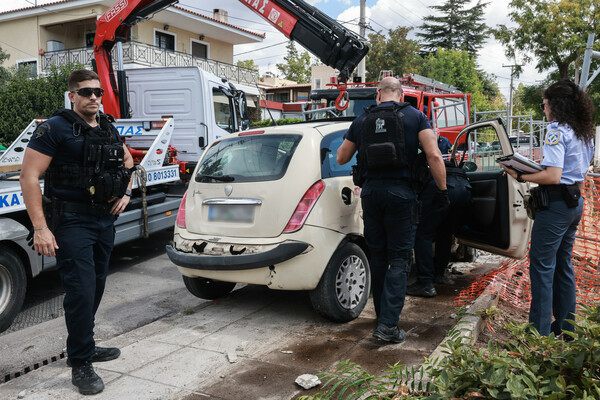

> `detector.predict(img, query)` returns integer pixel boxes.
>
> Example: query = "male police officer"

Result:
[20,70,134,395]
[337,77,447,343]
[410,160,471,296]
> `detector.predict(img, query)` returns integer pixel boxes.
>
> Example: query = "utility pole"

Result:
[357,0,366,83]
[503,63,522,134]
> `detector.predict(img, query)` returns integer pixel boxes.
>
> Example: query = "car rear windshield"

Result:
[195,134,302,183]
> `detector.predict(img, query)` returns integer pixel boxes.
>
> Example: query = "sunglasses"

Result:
[71,87,104,97]
[539,102,546,111]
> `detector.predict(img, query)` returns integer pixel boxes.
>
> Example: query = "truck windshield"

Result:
[196,134,302,183]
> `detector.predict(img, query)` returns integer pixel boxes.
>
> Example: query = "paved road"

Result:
[0,229,203,381]
[0,229,503,399]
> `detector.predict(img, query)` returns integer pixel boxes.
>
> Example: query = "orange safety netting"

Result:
[455,175,600,311]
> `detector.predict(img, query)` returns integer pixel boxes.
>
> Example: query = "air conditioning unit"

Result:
[46,40,65,52]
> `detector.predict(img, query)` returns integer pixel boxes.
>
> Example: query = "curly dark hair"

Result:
[544,80,595,143]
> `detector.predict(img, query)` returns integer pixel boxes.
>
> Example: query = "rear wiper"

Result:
[195,174,235,182]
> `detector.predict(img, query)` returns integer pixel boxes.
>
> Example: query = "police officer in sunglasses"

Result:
[20,69,134,395]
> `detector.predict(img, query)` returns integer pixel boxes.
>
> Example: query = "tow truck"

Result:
[307,72,472,145]
[0,0,369,332]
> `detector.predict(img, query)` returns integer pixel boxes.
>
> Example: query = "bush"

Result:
[299,305,600,399]
[251,117,303,128]
[0,63,82,147]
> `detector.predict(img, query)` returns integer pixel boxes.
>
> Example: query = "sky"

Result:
[0,0,543,102]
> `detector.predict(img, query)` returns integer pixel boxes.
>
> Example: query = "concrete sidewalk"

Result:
[0,262,500,400]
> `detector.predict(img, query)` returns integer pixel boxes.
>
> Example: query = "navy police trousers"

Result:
[361,180,418,327]
[54,212,116,365]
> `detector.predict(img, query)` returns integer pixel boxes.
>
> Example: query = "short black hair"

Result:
[68,69,101,91]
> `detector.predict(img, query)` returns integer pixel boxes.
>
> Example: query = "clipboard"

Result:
[496,152,543,174]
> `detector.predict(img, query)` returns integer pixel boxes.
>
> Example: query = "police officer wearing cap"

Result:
[20,70,134,395]
[503,80,595,337]
[337,77,447,343]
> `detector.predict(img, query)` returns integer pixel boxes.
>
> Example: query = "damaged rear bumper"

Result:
[166,241,310,270]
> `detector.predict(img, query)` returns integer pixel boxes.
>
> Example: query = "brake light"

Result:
[238,130,264,136]
[284,180,325,232]
[176,191,188,229]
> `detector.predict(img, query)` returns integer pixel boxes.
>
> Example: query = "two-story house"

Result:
[0,0,264,105]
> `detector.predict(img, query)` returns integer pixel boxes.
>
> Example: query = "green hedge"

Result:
[251,117,303,128]
[0,64,82,147]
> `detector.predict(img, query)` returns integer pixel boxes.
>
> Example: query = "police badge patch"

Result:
[35,122,50,138]
[545,130,561,145]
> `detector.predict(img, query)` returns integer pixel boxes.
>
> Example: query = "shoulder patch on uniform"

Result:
[545,130,561,145]
[35,121,51,138]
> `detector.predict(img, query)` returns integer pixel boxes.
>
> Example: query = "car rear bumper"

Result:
[166,241,309,270]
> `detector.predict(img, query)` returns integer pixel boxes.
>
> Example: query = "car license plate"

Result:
[208,204,255,223]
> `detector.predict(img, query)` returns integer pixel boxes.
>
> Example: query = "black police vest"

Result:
[357,102,410,175]
[45,109,131,203]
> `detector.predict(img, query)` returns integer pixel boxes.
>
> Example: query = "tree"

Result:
[236,59,258,71]
[417,0,490,57]
[276,41,312,83]
[421,48,500,111]
[365,27,423,82]
[493,0,600,80]
[0,45,11,88]
[0,63,82,147]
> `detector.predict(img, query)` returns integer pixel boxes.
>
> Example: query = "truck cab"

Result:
[125,66,249,164]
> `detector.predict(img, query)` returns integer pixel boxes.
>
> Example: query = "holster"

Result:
[523,186,549,220]
[351,164,364,187]
[42,195,61,232]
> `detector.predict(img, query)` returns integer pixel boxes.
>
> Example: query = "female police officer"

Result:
[503,80,595,337]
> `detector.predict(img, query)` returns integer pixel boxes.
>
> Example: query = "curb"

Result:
[426,292,499,369]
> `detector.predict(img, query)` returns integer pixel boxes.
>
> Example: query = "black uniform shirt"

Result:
[345,101,430,180]
[28,115,102,202]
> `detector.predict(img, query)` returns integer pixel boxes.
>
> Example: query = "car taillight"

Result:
[284,180,325,233]
[176,191,188,229]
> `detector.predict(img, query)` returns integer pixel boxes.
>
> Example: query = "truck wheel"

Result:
[0,245,27,333]
[309,242,370,322]
[182,276,236,300]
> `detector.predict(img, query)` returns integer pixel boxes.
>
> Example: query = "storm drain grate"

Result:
[0,294,65,336]
[1,352,66,384]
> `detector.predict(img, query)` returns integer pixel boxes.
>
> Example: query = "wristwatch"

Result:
[516,172,525,183]
[125,189,132,196]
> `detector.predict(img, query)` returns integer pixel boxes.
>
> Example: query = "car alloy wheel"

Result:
[335,254,368,310]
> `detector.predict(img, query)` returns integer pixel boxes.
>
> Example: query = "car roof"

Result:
[235,121,353,138]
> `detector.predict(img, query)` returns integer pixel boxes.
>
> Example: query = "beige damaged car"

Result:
[166,118,532,322]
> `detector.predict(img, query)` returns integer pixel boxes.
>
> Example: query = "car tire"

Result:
[453,244,479,262]
[0,245,27,333]
[309,242,370,323]
[182,276,236,300]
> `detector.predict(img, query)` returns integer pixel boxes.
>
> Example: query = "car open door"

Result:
[451,118,533,259]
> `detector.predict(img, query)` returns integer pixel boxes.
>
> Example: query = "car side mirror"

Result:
[341,187,352,205]
[462,161,477,172]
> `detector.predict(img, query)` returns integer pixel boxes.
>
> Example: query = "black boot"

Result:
[68,346,120,366]
[71,361,104,395]
[373,324,406,343]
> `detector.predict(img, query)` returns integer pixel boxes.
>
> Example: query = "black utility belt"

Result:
[530,184,581,210]
[56,200,111,216]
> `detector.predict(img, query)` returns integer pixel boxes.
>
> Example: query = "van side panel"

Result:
[126,67,209,162]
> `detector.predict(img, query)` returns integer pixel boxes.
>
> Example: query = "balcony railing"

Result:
[41,41,258,86]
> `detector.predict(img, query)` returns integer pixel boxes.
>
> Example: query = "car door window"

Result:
[321,130,356,178]
[451,119,532,260]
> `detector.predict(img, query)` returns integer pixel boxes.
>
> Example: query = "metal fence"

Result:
[41,41,258,86]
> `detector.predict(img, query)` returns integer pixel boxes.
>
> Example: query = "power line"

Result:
[234,40,288,57]
[22,0,97,17]
[178,2,274,29]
